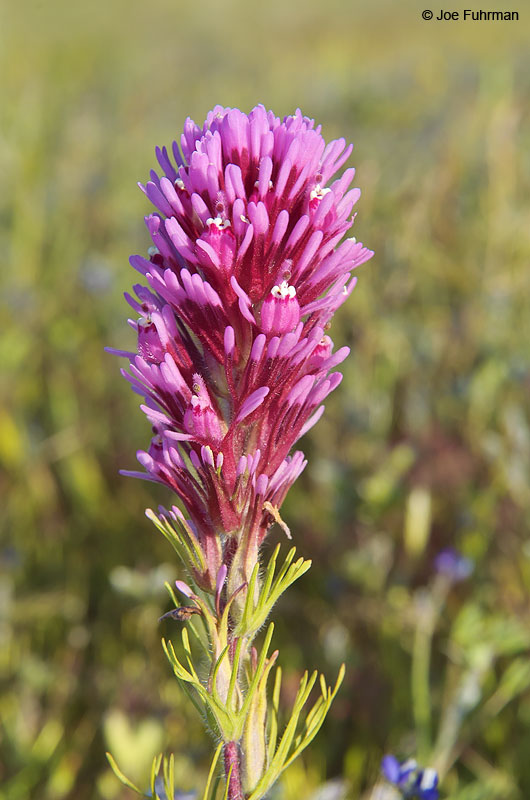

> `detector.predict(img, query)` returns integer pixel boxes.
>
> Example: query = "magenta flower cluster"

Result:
[112,105,372,592]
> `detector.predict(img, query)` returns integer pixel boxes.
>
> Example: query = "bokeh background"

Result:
[1,0,530,797]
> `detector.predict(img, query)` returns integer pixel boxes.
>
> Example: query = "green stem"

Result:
[411,580,447,762]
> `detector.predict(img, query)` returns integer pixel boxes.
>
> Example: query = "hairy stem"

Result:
[224,741,244,800]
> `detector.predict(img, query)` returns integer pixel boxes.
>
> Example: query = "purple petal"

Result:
[381,755,400,784]
[236,387,270,421]
[215,564,227,600]
[175,580,193,598]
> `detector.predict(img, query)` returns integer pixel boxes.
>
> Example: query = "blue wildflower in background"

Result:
[381,755,439,800]
[434,548,473,582]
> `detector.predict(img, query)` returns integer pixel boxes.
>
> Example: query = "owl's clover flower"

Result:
[111,105,373,593]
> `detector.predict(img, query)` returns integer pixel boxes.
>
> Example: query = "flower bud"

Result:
[137,317,165,363]
[183,375,224,445]
[260,281,300,335]
[308,334,333,369]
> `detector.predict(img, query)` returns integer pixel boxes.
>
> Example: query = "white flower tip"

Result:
[271,280,296,299]
[206,216,231,230]
[310,185,331,201]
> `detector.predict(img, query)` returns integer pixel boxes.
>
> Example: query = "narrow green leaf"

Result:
[178,677,209,720]
[150,753,163,797]
[189,593,219,647]
[210,644,230,705]
[105,752,143,795]
[304,694,326,731]
[162,753,174,800]
[163,756,170,799]
[199,687,236,739]
[270,547,296,592]
[146,510,189,564]
[169,753,175,800]
[177,516,208,572]
[243,550,311,636]
[210,776,222,800]
[283,664,345,769]
[222,765,233,800]
[267,666,282,763]
[220,580,248,640]
[227,636,244,711]
[247,670,318,800]
[236,623,275,732]
[268,558,311,607]
[168,753,175,798]
[241,561,260,626]
[187,614,210,657]
[162,638,205,692]
[164,581,179,607]
[201,742,223,800]
[146,509,206,573]
[261,543,281,601]
[161,583,209,658]
[181,627,202,683]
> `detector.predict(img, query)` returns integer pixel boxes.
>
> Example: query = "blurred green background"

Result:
[1,0,530,797]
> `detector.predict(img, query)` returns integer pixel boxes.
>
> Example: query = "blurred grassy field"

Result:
[1,0,530,798]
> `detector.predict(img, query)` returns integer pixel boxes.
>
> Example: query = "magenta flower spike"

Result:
[115,105,372,598]
[108,106,372,800]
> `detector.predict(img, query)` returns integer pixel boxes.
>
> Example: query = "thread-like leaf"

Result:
[260,544,281,603]
[162,638,195,683]
[210,776,222,800]
[222,765,233,800]
[164,580,179,607]
[201,742,223,800]
[238,561,261,632]
[238,547,311,637]
[227,636,244,711]
[210,644,230,705]
[178,677,208,719]
[270,547,297,591]
[187,614,210,657]
[267,666,283,763]
[284,664,345,770]
[247,669,320,800]
[236,623,275,734]
[181,627,202,682]
[146,509,206,573]
[163,753,175,800]
[189,592,220,648]
[150,753,163,798]
[162,581,210,657]
[105,752,143,795]
[242,649,279,793]
[268,557,311,607]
